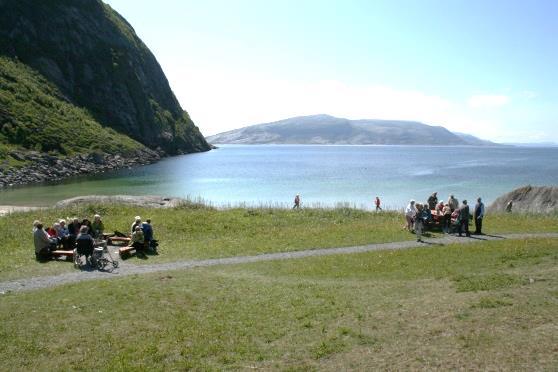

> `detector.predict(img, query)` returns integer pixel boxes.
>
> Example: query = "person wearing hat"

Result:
[474,197,485,235]
[131,216,142,234]
[458,200,471,237]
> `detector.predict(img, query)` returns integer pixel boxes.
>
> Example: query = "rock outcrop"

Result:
[489,185,558,214]
[54,195,188,209]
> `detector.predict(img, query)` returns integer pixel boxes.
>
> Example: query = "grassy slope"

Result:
[0,203,556,281]
[0,237,557,370]
[0,57,144,164]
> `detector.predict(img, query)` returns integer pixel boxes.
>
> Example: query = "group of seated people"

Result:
[33,214,157,261]
[33,214,104,261]
[127,216,158,255]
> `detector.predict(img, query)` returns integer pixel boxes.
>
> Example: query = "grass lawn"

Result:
[0,203,556,281]
[0,237,557,370]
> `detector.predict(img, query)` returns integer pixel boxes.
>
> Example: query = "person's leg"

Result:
[465,220,470,237]
[478,218,483,234]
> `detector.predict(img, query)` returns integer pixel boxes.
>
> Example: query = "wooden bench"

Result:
[107,236,131,245]
[118,245,136,257]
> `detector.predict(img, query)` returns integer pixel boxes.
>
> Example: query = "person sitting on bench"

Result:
[34,222,57,261]
[91,214,105,239]
[76,225,94,263]
[142,218,157,252]
[131,216,142,234]
[129,226,145,252]
[58,219,72,249]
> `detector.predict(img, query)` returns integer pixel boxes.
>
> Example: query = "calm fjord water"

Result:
[2,145,558,209]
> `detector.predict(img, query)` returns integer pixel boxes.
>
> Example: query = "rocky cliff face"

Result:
[489,185,558,214]
[0,0,209,155]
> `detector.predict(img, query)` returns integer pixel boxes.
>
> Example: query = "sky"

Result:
[104,0,558,142]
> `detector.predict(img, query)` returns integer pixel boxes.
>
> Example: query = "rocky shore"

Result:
[0,148,161,188]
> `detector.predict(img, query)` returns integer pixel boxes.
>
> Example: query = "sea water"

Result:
[1,145,557,209]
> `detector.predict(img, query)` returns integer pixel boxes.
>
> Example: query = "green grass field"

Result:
[0,204,557,281]
[1,237,557,370]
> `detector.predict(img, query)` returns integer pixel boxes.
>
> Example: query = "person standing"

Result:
[427,192,438,210]
[474,197,485,235]
[414,204,425,242]
[442,203,452,233]
[505,200,513,213]
[293,194,301,209]
[375,196,382,211]
[448,194,459,212]
[458,200,471,237]
[404,200,416,231]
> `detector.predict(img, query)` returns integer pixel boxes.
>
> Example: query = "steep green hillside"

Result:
[0,0,209,156]
[0,57,143,161]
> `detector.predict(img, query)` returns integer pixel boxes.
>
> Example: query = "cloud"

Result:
[468,94,510,109]
[165,64,463,135]
[520,90,538,99]
[160,61,537,141]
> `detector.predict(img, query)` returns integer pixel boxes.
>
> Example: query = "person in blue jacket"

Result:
[474,197,485,235]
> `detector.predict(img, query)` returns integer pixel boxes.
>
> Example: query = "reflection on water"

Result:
[1,145,557,209]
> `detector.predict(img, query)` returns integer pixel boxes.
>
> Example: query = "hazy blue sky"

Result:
[105,0,558,142]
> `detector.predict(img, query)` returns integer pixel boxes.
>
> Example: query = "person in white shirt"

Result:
[404,200,417,231]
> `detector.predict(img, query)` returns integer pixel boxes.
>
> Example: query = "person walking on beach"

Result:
[375,196,382,211]
[474,197,485,234]
[293,194,301,209]
[404,200,416,231]
[458,200,471,237]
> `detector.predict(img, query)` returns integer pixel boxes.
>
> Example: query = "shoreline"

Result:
[0,148,162,189]
[0,205,44,216]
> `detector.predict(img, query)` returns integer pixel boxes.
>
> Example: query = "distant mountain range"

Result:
[206,114,496,146]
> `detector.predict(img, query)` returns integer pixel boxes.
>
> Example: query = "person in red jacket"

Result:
[375,196,382,211]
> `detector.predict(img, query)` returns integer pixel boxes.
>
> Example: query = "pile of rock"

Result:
[0,148,160,188]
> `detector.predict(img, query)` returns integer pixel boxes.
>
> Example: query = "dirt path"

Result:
[1,232,557,294]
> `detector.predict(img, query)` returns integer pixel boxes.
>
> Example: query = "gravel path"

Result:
[1,232,557,294]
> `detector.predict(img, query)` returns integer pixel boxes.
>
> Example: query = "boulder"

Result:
[489,185,558,214]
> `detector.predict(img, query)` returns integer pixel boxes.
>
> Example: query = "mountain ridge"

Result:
[207,114,495,146]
